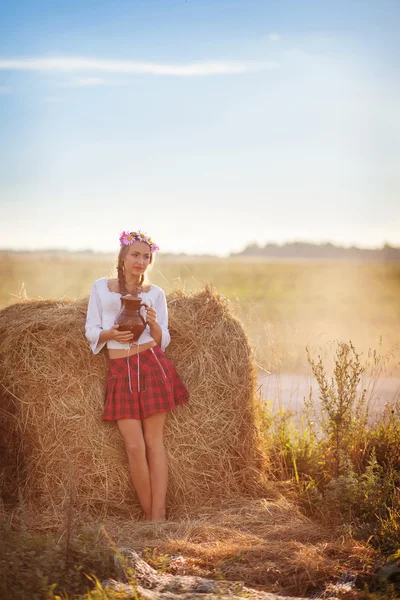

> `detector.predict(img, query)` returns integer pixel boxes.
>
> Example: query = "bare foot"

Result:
[151,511,166,522]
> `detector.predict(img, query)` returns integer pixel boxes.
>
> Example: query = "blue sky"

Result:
[0,0,399,255]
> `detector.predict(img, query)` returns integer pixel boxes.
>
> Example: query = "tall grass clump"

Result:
[264,341,400,554]
[0,518,116,600]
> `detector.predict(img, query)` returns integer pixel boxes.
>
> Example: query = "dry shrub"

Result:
[0,286,267,525]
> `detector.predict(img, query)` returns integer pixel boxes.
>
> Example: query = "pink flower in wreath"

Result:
[119,231,135,245]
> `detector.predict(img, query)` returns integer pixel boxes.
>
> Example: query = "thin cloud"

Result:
[0,56,279,76]
[268,33,281,42]
[64,76,107,87]
[43,96,64,103]
[0,85,12,93]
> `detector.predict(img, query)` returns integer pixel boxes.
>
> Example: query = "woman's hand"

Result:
[145,306,158,326]
[145,306,162,346]
[107,325,134,343]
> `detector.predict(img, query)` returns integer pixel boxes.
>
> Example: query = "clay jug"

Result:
[114,295,147,342]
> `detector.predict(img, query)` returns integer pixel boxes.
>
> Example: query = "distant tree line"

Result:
[2,242,400,261]
[230,242,400,261]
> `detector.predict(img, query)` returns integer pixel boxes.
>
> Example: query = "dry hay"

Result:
[6,495,374,598]
[0,286,267,523]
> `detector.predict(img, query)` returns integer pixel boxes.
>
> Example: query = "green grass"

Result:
[263,341,400,559]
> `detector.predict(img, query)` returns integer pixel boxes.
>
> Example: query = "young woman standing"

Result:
[85,230,189,521]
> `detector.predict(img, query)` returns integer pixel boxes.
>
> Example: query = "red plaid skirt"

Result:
[102,346,190,421]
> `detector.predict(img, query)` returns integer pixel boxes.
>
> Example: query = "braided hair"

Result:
[116,244,153,295]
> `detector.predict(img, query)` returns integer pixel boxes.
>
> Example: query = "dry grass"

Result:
[0,286,268,526]
[6,493,376,597]
[0,257,395,598]
[2,252,400,374]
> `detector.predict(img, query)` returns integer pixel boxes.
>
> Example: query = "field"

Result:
[1,251,400,375]
[1,252,400,599]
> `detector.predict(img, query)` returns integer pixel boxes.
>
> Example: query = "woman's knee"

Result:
[124,437,146,459]
[143,431,165,454]
[118,419,146,459]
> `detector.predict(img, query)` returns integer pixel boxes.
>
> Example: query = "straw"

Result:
[0,286,268,525]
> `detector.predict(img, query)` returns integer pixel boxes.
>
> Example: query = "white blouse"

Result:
[85,277,171,354]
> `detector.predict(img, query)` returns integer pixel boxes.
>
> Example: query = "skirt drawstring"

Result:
[151,347,168,379]
[127,343,141,393]
[127,345,132,392]
[127,346,164,394]
[137,349,140,391]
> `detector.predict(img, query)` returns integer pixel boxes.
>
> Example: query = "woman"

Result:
[85,230,189,521]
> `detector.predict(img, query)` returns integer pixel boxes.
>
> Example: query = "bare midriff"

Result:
[108,340,157,359]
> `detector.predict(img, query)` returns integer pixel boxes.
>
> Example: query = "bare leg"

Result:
[117,419,152,520]
[143,412,168,521]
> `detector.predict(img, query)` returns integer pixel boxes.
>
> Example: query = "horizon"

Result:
[1,0,399,254]
[1,238,398,258]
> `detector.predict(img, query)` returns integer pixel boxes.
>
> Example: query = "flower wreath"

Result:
[119,230,160,252]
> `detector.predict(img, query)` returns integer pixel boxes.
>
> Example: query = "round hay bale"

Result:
[0,286,267,522]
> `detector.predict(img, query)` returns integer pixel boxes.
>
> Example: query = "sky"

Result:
[0,0,399,256]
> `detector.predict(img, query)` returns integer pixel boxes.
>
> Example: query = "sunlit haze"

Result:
[0,0,399,255]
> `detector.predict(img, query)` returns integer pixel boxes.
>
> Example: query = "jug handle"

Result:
[139,302,148,325]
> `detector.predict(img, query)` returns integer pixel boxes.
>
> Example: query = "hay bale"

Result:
[0,287,266,523]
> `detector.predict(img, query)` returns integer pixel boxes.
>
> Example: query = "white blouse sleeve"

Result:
[85,281,107,355]
[155,288,171,351]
